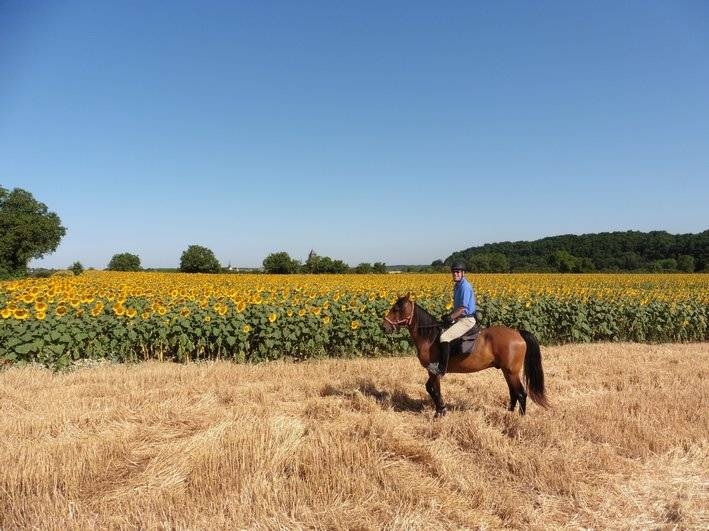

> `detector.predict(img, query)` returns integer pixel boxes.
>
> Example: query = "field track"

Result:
[1,343,707,529]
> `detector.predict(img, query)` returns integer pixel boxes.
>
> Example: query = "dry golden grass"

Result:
[1,343,707,530]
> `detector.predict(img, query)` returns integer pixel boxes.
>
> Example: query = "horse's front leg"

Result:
[425,373,447,417]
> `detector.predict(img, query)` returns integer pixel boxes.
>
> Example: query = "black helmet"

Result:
[450,260,466,271]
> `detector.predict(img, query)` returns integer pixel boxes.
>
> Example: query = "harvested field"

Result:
[1,343,707,529]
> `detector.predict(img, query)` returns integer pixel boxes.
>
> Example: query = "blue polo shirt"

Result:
[454,277,476,316]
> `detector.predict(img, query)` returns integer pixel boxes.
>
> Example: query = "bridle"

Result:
[384,301,415,330]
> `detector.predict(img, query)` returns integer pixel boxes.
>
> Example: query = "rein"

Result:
[384,302,443,331]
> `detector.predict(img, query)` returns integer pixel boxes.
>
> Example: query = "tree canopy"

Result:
[446,230,709,273]
[260,250,389,274]
[0,187,66,277]
[180,245,221,273]
[107,252,142,271]
[69,261,84,276]
[262,252,301,274]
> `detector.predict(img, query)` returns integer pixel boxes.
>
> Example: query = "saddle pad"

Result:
[461,330,481,355]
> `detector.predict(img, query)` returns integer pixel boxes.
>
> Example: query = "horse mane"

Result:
[414,302,441,343]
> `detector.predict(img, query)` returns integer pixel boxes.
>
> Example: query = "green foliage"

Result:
[301,251,350,273]
[28,268,53,278]
[263,252,300,274]
[677,255,695,272]
[69,262,84,276]
[107,252,142,271]
[651,258,678,272]
[467,252,510,272]
[450,230,709,272]
[545,250,595,273]
[352,262,388,274]
[179,245,221,273]
[354,263,373,274]
[372,262,387,274]
[0,187,66,277]
[3,288,706,369]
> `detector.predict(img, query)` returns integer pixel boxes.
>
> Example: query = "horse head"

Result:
[382,294,415,333]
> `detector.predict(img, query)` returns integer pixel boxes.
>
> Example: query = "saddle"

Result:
[450,320,483,356]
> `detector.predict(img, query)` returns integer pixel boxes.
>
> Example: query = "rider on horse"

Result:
[427,260,477,376]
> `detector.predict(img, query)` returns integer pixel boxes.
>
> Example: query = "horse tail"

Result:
[519,330,549,409]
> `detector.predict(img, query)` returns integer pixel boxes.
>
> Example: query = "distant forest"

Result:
[441,230,709,273]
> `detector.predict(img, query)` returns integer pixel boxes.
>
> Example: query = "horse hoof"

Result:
[434,407,448,418]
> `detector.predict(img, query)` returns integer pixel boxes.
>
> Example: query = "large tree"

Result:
[263,252,300,274]
[0,187,66,277]
[179,245,221,273]
[107,252,142,271]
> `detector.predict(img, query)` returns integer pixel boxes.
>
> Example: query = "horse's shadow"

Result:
[320,378,427,413]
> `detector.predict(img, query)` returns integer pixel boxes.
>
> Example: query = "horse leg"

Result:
[425,374,447,417]
[503,370,518,412]
[503,369,527,415]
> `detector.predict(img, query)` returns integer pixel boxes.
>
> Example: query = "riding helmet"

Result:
[450,260,467,271]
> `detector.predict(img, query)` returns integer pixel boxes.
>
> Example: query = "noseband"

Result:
[384,302,415,330]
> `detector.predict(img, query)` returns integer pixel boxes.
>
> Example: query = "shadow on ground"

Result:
[320,378,428,413]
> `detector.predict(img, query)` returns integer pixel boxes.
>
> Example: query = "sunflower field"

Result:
[1,272,707,368]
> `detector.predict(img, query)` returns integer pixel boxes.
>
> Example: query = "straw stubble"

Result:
[1,343,707,529]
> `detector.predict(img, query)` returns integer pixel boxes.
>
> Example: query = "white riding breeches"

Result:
[440,316,477,343]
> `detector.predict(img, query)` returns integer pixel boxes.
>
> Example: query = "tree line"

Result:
[101,249,389,275]
[33,248,388,276]
[1,186,387,277]
[445,230,709,273]
[3,186,706,277]
[261,250,387,274]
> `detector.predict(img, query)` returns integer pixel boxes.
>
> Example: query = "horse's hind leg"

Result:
[504,371,518,412]
[503,370,527,415]
[426,374,447,417]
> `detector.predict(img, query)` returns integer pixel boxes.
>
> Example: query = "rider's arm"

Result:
[449,307,467,320]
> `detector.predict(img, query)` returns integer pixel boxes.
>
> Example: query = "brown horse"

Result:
[382,294,549,417]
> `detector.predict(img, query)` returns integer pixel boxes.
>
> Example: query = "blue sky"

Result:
[2,1,708,269]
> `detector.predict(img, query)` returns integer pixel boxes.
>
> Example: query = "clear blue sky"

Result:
[2,1,707,269]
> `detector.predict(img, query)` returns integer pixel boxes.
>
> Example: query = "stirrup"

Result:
[427,362,444,375]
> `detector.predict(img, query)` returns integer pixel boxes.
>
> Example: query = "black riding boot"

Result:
[428,341,451,376]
